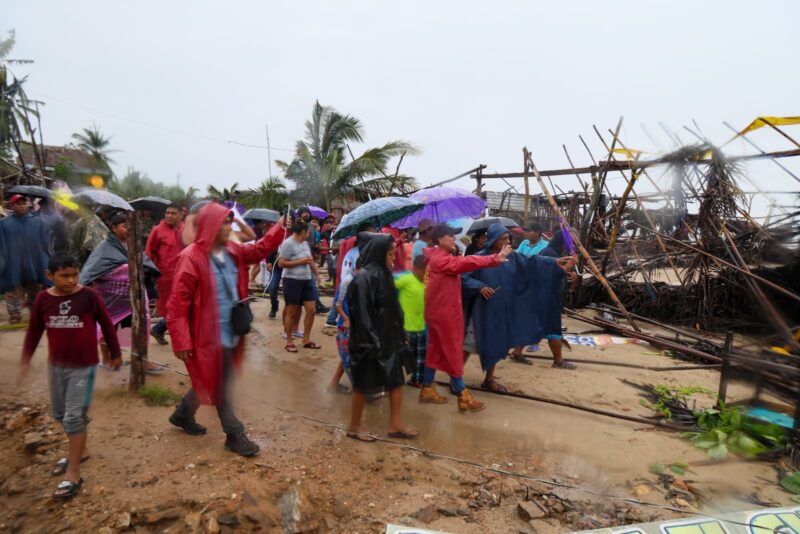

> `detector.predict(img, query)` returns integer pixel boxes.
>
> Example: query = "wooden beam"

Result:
[127,211,147,391]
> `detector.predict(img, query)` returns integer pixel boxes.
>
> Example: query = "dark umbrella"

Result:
[467,216,520,233]
[332,197,423,240]
[243,208,280,223]
[74,189,134,211]
[130,197,171,218]
[7,185,52,199]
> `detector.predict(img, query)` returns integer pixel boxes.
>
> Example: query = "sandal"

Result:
[326,383,352,395]
[346,431,376,443]
[481,379,508,393]
[53,478,83,500]
[52,456,90,477]
[388,428,419,440]
[552,360,577,370]
[508,353,533,365]
[302,342,321,349]
[285,343,298,353]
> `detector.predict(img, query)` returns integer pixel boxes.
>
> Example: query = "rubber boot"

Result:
[457,388,486,413]
[419,386,447,404]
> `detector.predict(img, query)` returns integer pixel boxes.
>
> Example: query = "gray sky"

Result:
[5,1,799,214]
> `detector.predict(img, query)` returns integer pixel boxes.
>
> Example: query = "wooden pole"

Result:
[526,151,640,332]
[127,211,147,391]
[717,332,733,406]
[522,147,530,226]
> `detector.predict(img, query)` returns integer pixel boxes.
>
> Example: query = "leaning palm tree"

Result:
[0,30,41,173]
[71,124,118,168]
[276,101,419,209]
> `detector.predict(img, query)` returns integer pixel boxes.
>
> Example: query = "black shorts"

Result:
[283,278,315,305]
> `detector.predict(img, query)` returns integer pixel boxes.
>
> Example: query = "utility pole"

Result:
[265,124,273,179]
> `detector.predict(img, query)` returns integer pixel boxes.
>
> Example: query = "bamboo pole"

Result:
[127,211,147,391]
[601,167,640,275]
[526,150,641,332]
[522,147,530,226]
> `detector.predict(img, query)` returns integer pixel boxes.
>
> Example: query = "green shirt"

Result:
[394,272,425,332]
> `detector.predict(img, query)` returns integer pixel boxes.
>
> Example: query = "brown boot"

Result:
[457,388,486,413]
[419,386,447,404]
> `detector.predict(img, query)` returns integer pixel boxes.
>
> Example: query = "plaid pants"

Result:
[5,282,42,322]
[407,330,427,385]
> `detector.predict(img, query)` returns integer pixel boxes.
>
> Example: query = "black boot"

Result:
[268,308,277,319]
[169,411,207,435]
[225,432,260,457]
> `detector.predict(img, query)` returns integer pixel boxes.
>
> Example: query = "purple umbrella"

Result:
[559,217,576,255]
[296,205,329,220]
[390,187,486,229]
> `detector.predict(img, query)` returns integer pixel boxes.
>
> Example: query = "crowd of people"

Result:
[7,191,577,500]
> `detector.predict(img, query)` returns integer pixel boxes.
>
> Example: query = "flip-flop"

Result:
[552,360,577,370]
[326,383,352,395]
[52,456,90,476]
[302,342,321,349]
[346,431,376,443]
[388,429,419,440]
[285,343,298,353]
[508,353,533,365]
[53,478,83,500]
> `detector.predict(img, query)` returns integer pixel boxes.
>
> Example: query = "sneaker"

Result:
[169,411,207,435]
[150,327,168,346]
[324,321,337,328]
[268,310,277,319]
[315,305,331,315]
[225,432,260,457]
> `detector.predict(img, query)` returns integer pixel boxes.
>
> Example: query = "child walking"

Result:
[18,254,122,500]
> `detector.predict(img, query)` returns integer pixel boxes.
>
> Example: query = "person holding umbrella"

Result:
[296,206,330,315]
[0,195,51,323]
[146,204,185,345]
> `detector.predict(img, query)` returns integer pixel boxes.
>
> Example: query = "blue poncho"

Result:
[0,213,51,292]
[462,223,562,370]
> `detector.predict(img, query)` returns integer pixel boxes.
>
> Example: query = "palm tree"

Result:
[207,182,240,201]
[239,176,289,210]
[71,124,118,168]
[275,101,418,209]
[0,30,40,170]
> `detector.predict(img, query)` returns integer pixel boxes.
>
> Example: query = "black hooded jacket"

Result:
[346,233,407,393]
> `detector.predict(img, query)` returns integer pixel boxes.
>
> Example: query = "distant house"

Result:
[15,143,112,187]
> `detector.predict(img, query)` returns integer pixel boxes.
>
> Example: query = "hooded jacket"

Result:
[346,233,407,394]
[167,203,284,404]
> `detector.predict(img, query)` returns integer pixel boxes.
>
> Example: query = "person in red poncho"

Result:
[166,202,286,457]
[423,223,511,413]
[145,204,185,346]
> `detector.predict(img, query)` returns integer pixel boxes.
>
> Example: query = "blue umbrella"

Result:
[243,208,280,223]
[390,187,486,229]
[332,197,424,240]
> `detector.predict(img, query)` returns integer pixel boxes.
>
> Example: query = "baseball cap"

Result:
[9,194,26,204]
[417,218,435,232]
[431,223,462,241]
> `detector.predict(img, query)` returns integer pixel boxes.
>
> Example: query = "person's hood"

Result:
[194,202,231,253]
[484,222,510,251]
[355,231,375,253]
[358,232,393,270]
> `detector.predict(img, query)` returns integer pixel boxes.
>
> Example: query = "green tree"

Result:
[109,166,198,207]
[71,124,118,170]
[0,30,38,168]
[276,101,418,209]
[239,176,289,210]
[207,182,240,201]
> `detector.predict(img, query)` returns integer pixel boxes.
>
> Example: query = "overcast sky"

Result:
[4,1,799,214]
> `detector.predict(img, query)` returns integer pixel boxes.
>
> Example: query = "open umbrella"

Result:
[74,189,134,211]
[7,185,52,199]
[131,196,170,211]
[467,216,520,233]
[243,208,280,223]
[332,197,424,240]
[390,187,486,229]
[296,205,328,220]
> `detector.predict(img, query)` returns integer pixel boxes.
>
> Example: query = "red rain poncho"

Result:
[145,219,185,317]
[423,247,500,378]
[167,203,284,404]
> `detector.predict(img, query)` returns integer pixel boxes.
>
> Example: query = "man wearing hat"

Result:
[0,195,51,323]
[411,218,435,261]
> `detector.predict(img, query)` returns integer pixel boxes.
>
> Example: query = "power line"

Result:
[27,89,295,153]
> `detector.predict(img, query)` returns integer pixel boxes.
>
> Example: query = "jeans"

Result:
[267,264,283,314]
[152,318,167,336]
[326,254,336,281]
[310,275,323,308]
[326,303,339,325]
[175,348,244,435]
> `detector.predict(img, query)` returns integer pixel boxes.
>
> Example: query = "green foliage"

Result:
[109,167,198,206]
[1,30,39,161]
[276,100,419,209]
[71,124,118,170]
[238,176,289,210]
[138,384,182,406]
[639,384,711,420]
[780,472,800,495]
[681,403,786,460]
[207,182,240,201]
[649,461,688,476]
